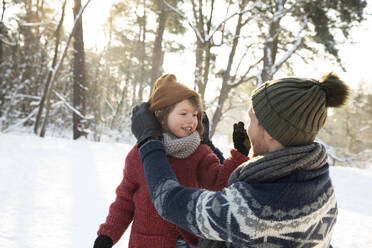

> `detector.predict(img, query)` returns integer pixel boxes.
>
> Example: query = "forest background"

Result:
[1,0,372,166]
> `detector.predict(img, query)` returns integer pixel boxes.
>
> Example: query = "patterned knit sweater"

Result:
[139,140,338,248]
[97,144,248,248]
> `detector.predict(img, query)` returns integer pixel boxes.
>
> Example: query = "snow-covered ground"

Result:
[0,133,371,248]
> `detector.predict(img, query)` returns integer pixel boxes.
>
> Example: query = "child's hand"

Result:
[93,235,113,248]
[232,122,250,156]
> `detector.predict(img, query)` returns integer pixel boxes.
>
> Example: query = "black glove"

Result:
[93,235,113,248]
[201,112,225,163]
[233,121,250,156]
[131,102,163,147]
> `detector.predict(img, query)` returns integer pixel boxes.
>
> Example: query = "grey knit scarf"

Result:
[163,131,200,159]
[197,142,328,248]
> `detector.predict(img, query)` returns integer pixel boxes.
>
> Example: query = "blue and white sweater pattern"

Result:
[194,183,337,247]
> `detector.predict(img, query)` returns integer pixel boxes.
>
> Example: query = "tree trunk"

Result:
[261,2,282,83]
[150,0,168,88]
[210,2,246,137]
[199,0,215,101]
[0,1,5,116]
[110,85,128,130]
[200,42,211,101]
[210,85,231,137]
[0,0,5,62]
[0,20,3,72]
[72,0,87,140]
[194,38,204,91]
[35,0,91,137]
[135,0,147,103]
[192,0,205,93]
[261,24,279,82]
[34,0,67,135]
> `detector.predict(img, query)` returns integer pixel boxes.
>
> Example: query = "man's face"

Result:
[247,106,269,157]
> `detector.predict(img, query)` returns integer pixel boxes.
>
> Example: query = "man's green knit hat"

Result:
[251,72,349,147]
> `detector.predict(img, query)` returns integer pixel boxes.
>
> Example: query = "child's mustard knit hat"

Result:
[148,74,200,111]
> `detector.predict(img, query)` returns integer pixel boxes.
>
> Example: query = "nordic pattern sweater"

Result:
[97,144,248,247]
[139,140,338,248]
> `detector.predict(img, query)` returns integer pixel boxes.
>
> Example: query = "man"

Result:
[131,72,349,247]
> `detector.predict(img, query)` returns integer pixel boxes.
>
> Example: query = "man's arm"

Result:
[139,140,256,245]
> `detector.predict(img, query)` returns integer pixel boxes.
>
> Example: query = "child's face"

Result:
[165,99,198,138]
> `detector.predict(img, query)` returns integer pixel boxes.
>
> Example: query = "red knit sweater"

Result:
[97,144,248,248]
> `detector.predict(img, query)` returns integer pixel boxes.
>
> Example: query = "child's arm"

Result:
[200,112,225,163]
[96,148,138,245]
[197,121,251,191]
[201,139,225,163]
[197,145,248,191]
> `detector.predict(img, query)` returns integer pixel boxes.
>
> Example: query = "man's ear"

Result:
[264,129,284,150]
[263,129,274,142]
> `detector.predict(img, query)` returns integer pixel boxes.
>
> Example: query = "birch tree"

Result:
[34,0,67,136]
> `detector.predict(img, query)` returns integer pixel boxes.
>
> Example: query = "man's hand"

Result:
[233,121,250,156]
[131,102,163,147]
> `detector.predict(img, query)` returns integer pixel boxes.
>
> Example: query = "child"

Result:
[93,74,249,248]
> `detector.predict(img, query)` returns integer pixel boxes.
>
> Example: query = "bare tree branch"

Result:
[53,90,90,119]
[206,8,254,41]
[2,101,63,133]
[162,0,204,42]
[228,57,262,87]
[232,43,255,78]
[163,0,258,43]
[0,35,16,46]
[271,18,308,75]
[20,21,58,26]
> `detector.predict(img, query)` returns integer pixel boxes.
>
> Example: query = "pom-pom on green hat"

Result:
[251,72,350,147]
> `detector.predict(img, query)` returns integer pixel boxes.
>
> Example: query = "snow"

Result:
[0,133,371,248]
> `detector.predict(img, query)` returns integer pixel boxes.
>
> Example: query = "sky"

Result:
[0,132,372,248]
[78,0,372,89]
